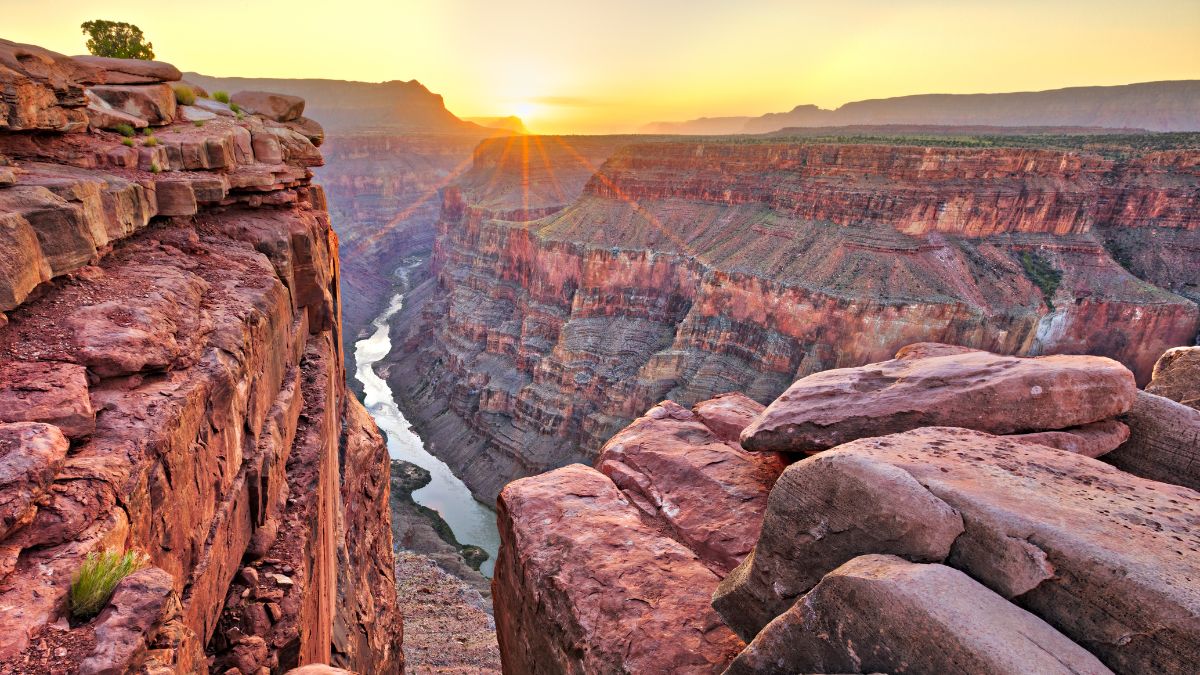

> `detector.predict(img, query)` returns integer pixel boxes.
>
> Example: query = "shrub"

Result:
[229,102,242,114]
[69,549,147,621]
[81,20,155,60]
[193,120,205,127]
[121,137,134,147]
[113,123,136,137]
[150,163,161,174]
[143,135,159,147]
[172,85,196,106]
[212,91,230,104]
[1019,250,1063,310]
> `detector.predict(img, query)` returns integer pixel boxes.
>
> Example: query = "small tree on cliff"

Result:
[81,20,155,60]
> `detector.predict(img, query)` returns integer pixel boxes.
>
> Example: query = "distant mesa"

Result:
[184,72,519,135]
[464,115,528,134]
[643,80,1200,134]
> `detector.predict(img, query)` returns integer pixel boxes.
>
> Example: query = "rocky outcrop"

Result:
[0,44,400,674]
[492,344,1200,674]
[391,136,1198,502]
[493,464,745,674]
[1104,391,1200,491]
[1146,345,1200,410]
[725,555,1113,675]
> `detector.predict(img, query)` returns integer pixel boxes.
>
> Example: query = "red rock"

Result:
[84,90,149,131]
[230,635,270,673]
[284,666,357,675]
[0,361,95,438]
[78,566,175,675]
[1008,419,1129,458]
[232,91,305,122]
[0,38,90,132]
[1146,346,1200,411]
[154,180,199,216]
[285,117,324,147]
[740,350,1137,454]
[893,341,982,360]
[0,422,68,540]
[690,391,765,443]
[595,399,785,572]
[493,464,744,674]
[87,84,177,126]
[726,555,1113,675]
[715,427,1200,673]
[1105,391,1200,491]
[73,55,182,84]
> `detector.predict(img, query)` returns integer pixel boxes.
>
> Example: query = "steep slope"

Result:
[0,40,401,673]
[644,80,1200,134]
[389,135,1199,502]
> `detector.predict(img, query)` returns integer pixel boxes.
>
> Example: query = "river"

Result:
[353,284,501,577]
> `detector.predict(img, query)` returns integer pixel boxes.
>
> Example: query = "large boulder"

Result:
[231,90,305,122]
[714,427,1200,674]
[73,56,182,85]
[1105,391,1200,491]
[690,391,765,443]
[595,399,785,573]
[0,361,95,439]
[725,555,1113,675]
[87,83,176,126]
[0,38,90,131]
[0,422,68,540]
[1146,346,1200,411]
[77,566,174,675]
[741,350,1137,454]
[494,464,744,674]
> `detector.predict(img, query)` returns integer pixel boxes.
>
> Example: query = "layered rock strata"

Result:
[0,44,400,674]
[392,137,1199,501]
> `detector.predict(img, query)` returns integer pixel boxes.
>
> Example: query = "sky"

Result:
[4,0,1199,134]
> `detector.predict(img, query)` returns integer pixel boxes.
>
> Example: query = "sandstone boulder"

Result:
[714,427,1200,674]
[284,116,325,147]
[73,56,182,85]
[0,361,95,438]
[0,38,90,131]
[1105,391,1200,491]
[193,98,236,117]
[1007,418,1130,458]
[232,91,305,122]
[893,341,982,360]
[494,464,744,674]
[725,555,1113,675]
[178,105,217,122]
[78,566,175,675]
[741,350,1137,454]
[596,400,786,572]
[691,391,765,443]
[88,84,177,126]
[0,422,68,540]
[154,180,198,216]
[1146,346,1200,411]
[84,90,149,131]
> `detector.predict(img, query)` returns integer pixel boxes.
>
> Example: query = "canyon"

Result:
[0,39,400,673]
[387,133,1200,502]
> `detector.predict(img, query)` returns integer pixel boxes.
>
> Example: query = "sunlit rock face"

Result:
[388,137,1199,502]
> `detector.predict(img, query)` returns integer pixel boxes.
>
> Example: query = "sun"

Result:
[512,101,540,122]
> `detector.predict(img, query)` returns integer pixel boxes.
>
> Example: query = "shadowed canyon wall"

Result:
[388,136,1200,502]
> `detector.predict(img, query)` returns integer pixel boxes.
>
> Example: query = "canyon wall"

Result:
[0,40,400,673]
[390,136,1200,502]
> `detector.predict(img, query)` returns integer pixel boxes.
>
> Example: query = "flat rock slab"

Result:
[1146,346,1200,411]
[725,555,1112,675]
[1106,391,1200,492]
[1007,418,1129,458]
[0,361,95,438]
[741,350,1137,453]
[0,422,68,540]
[74,56,182,84]
[596,399,786,573]
[691,392,766,443]
[494,464,744,674]
[88,84,176,126]
[715,427,1200,674]
[231,91,304,122]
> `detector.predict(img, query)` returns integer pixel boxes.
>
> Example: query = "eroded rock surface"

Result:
[493,464,744,674]
[1146,345,1200,410]
[725,555,1113,675]
[715,427,1200,674]
[740,350,1136,454]
[1105,390,1200,491]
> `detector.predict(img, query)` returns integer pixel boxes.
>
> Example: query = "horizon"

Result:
[4,0,1200,134]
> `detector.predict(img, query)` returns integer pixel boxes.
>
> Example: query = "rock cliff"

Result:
[389,135,1200,501]
[0,39,401,674]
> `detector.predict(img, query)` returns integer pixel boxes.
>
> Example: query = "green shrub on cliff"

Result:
[212,91,231,104]
[69,549,147,621]
[81,20,155,60]
[113,122,136,137]
[1020,251,1063,310]
[173,85,196,106]
[143,135,159,147]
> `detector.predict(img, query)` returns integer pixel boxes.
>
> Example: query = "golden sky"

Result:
[5,0,1199,133]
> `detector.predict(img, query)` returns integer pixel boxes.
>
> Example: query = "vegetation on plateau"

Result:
[81,20,155,60]
[1019,250,1064,310]
[69,549,147,621]
[173,84,197,106]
